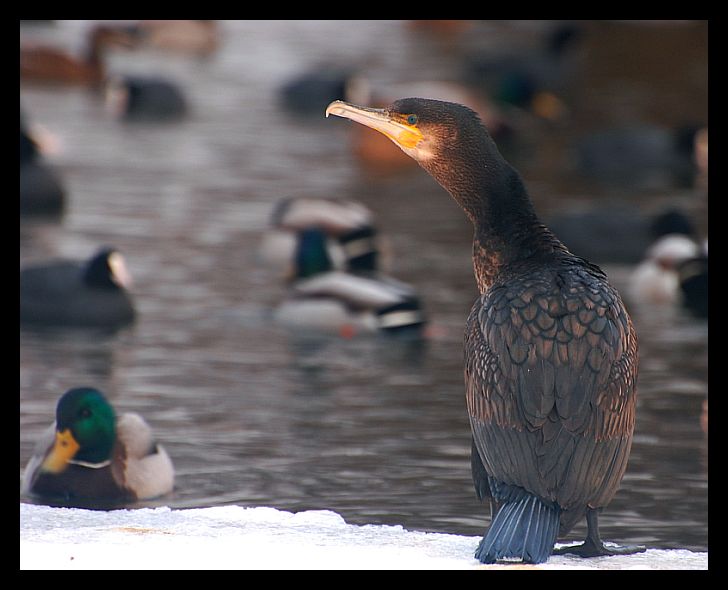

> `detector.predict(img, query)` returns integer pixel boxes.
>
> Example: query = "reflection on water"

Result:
[20,20,707,552]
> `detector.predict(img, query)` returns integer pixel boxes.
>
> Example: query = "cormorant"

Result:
[326,97,644,564]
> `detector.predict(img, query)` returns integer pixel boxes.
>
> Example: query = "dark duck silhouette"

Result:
[20,247,136,329]
[105,75,188,122]
[573,123,704,191]
[20,113,65,216]
[327,97,644,564]
[21,387,174,508]
[676,240,708,319]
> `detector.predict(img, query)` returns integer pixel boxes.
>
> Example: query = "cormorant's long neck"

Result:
[426,137,568,294]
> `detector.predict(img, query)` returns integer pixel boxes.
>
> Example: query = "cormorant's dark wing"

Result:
[464,262,638,531]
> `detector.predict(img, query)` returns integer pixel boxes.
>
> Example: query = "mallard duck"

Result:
[628,234,702,307]
[21,387,174,506]
[676,239,708,318]
[259,196,384,278]
[274,228,426,337]
[20,24,133,86]
[20,247,136,328]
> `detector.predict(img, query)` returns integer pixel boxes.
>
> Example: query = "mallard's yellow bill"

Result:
[42,429,80,473]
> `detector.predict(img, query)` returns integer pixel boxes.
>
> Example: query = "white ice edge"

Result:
[20,503,707,570]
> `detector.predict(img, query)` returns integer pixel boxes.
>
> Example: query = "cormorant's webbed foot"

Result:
[553,539,646,558]
[554,507,647,558]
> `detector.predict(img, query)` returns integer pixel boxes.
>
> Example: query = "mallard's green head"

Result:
[42,387,117,472]
[294,228,335,279]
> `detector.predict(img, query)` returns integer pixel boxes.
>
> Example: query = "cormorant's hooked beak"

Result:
[326,100,424,150]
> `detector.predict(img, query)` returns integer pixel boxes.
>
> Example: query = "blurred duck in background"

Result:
[20,24,134,86]
[259,196,387,279]
[676,239,708,319]
[20,247,136,329]
[21,386,174,508]
[105,74,188,122]
[461,22,583,122]
[628,210,708,318]
[406,20,474,38]
[128,20,219,57]
[573,123,705,191]
[20,112,65,216]
[273,228,426,338]
[278,64,368,117]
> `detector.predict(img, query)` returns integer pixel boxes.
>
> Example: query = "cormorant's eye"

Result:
[406,114,418,126]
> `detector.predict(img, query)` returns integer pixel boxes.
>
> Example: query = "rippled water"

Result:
[20,20,708,553]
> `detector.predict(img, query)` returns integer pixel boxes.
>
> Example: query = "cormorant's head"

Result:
[326,97,487,162]
[326,98,500,195]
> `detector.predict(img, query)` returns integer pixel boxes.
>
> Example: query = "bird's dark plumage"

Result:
[327,97,643,564]
[20,115,65,216]
[106,75,188,121]
[20,247,136,329]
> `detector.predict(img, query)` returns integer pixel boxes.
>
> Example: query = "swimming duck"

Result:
[21,387,174,507]
[274,228,426,337]
[20,24,133,86]
[462,22,582,121]
[20,247,136,329]
[676,245,708,319]
[573,123,703,190]
[628,234,701,306]
[20,114,65,216]
[105,75,188,121]
[279,64,368,116]
[259,196,384,279]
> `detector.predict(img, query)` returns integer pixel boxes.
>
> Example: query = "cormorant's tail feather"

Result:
[475,493,560,564]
